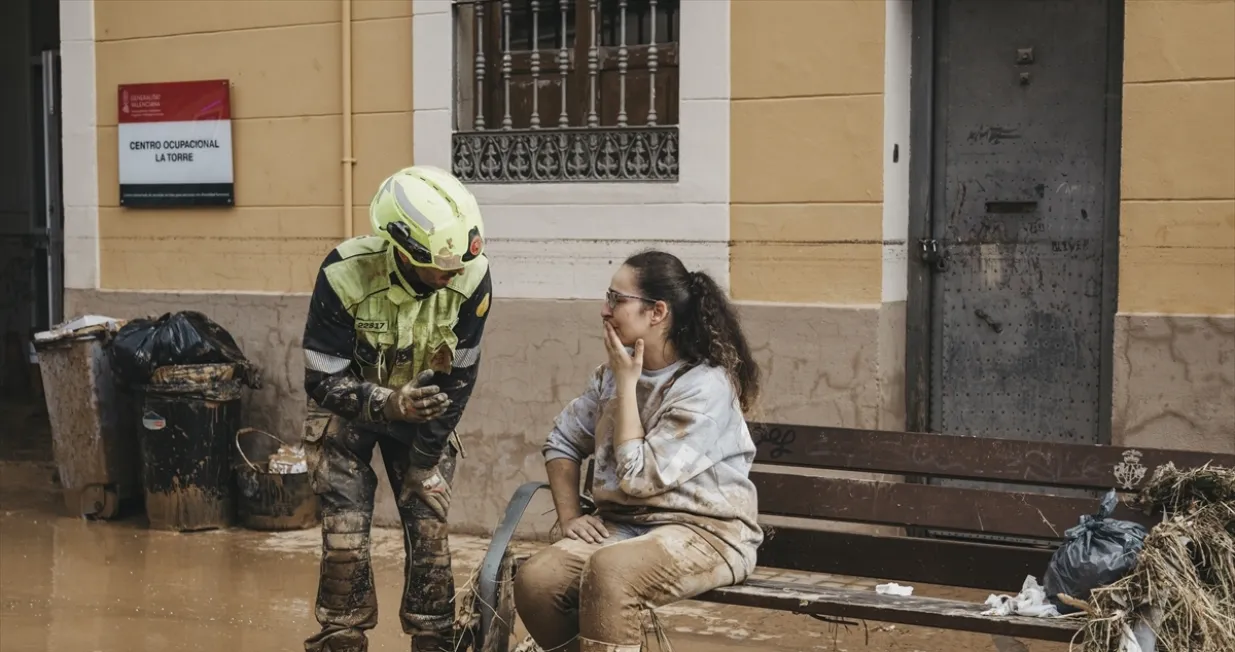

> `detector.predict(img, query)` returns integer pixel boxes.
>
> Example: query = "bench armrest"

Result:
[474,480,551,652]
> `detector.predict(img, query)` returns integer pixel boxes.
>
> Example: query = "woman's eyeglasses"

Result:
[605,289,655,311]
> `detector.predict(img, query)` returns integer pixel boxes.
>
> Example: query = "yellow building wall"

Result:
[94,0,413,293]
[729,0,885,305]
[1119,0,1235,315]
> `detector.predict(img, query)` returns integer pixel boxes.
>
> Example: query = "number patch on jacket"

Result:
[356,320,389,333]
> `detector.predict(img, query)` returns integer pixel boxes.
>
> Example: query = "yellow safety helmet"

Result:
[369,165,486,271]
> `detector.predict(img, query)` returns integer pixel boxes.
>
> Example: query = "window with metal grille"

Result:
[451,0,680,183]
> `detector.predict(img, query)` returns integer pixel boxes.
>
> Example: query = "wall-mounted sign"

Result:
[117,79,234,208]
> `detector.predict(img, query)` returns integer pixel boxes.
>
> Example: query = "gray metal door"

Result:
[928,0,1116,448]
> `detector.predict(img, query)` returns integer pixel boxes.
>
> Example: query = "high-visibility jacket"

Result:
[302,235,492,467]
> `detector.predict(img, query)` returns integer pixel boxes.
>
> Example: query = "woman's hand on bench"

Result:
[562,514,610,544]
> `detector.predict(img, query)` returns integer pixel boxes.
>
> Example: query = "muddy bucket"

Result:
[233,428,319,531]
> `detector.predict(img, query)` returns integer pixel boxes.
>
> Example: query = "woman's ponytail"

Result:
[623,251,761,413]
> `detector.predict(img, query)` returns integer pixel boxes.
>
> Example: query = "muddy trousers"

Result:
[512,523,736,652]
[304,423,458,652]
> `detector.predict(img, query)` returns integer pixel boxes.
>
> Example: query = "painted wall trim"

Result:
[882,0,912,304]
[59,0,99,290]
[82,289,314,298]
[1117,311,1235,319]
[1096,0,1126,446]
[411,0,731,300]
[734,300,884,312]
[68,293,891,311]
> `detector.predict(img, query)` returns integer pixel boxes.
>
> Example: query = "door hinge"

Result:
[918,238,950,272]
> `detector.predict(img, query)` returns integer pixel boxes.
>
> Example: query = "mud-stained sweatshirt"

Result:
[544,360,763,581]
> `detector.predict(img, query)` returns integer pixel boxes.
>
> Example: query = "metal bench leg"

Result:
[470,481,551,652]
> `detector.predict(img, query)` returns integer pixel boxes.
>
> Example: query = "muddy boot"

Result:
[304,423,382,652]
[305,628,369,652]
[577,638,640,652]
[410,631,464,652]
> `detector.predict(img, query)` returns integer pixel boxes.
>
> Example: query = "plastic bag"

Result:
[109,311,256,387]
[1044,489,1148,613]
[981,574,1060,618]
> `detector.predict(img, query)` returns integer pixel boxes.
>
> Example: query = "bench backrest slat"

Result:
[749,423,1235,491]
[756,527,1054,593]
[751,472,1157,541]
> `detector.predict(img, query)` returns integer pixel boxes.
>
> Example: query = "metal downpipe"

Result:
[342,0,355,239]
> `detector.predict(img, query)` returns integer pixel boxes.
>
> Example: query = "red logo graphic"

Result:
[469,234,483,256]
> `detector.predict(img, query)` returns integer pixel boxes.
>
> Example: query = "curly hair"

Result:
[623,250,761,413]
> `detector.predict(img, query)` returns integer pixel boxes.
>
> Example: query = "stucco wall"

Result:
[92,0,412,292]
[726,1,905,541]
[727,0,905,434]
[729,0,886,304]
[1120,0,1234,315]
[1113,0,1235,452]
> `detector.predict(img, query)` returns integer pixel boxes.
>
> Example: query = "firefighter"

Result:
[300,165,492,652]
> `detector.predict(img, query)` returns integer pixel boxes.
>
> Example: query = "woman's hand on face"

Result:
[563,514,610,544]
[603,321,644,392]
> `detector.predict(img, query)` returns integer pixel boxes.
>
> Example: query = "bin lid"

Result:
[33,315,125,348]
[144,363,243,400]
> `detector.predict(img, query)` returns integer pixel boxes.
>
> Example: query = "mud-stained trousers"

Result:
[303,419,459,652]
[513,522,737,652]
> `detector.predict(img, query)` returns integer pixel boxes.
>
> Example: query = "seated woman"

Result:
[513,250,764,652]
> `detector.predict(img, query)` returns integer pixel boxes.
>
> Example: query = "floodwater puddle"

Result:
[0,495,1052,652]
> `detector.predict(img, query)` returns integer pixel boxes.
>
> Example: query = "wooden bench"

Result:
[467,424,1235,651]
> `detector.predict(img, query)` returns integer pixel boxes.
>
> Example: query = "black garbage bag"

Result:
[1044,489,1149,613]
[109,311,258,387]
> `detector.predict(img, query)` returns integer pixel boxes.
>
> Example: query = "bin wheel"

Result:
[81,486,120,520]
[97,488,120,519]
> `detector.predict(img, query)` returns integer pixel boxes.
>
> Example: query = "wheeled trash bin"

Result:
[33,316,140,519]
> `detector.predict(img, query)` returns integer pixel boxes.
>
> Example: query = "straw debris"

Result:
[1072,463,1235,652]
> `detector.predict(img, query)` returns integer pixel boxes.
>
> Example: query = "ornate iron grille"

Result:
[451,0,681,183]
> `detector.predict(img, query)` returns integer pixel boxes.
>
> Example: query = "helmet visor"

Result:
[383,221,435,266]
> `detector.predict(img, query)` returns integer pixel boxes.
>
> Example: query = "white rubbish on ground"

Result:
[267,445,308,474]
[34,315,124,342]
[875,582,914,596]
[980,575,1060,618]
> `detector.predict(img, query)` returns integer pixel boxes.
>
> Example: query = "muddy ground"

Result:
[0,482,1071,652]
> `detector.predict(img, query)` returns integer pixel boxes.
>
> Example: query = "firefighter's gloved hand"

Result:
[401,465,452,521]
[383,370,451,423]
